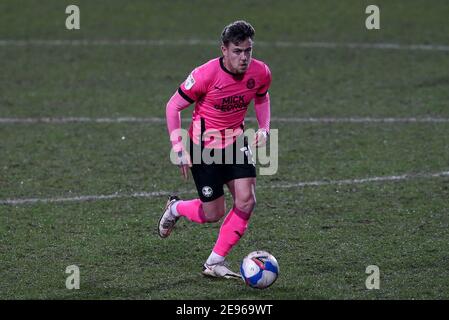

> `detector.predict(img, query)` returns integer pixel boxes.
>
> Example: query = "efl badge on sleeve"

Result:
[184,73,196,90]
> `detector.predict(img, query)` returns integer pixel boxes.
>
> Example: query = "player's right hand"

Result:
[176,150,192,180]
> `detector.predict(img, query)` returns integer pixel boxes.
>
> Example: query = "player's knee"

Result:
[234,196,256,215]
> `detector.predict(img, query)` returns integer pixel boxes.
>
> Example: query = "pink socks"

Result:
[174,199,207,224]
[212,206,250,257]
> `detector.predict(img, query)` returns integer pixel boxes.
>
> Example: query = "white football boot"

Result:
[157,195,180,238]
[202,261,242,280]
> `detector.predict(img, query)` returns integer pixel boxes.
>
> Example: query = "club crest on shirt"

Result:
[184,73,195,90]
[246,78,255,89]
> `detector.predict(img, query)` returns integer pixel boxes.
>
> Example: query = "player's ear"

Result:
[221,44,227,57]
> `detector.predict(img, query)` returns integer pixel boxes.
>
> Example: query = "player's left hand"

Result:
[252,129,269,148]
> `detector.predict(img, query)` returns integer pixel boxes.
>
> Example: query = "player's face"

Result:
[222,38,253,74]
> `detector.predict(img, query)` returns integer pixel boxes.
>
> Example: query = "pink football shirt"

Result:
[178,57,272,148]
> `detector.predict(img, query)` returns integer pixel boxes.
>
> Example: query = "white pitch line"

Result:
[256,117,449,123]
[272,171,449,189]
[0,39,448,52]
[1,117,449,124]
[0,117,166,124]
[0,190,179,206]
[1,170,448,206]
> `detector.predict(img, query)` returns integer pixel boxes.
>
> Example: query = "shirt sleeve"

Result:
[256,63,272,97]
[166,91,191,152]
[254,92,270,133]
[178,67,207,103]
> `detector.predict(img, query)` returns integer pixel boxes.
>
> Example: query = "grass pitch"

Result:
[1,0,449,299]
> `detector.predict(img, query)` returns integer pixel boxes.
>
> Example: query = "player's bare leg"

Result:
[226,178,257,214]
[202,196,226,222]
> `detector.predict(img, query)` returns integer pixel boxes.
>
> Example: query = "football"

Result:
[240,250,279,289]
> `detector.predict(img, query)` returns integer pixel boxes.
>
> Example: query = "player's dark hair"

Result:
[221,20,255,46]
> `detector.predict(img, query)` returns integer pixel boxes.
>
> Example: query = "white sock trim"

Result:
[206,251,225,265]
[170,200,181,217]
